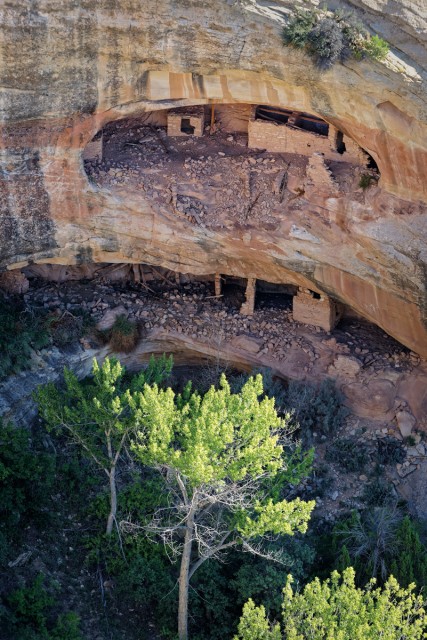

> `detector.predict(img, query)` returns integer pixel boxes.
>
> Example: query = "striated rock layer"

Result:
[0,0,426,356]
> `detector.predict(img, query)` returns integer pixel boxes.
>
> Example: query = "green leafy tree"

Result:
[36,355,172,536]
[124,374,314,640]
[235,568,427,640]
[390,516,427,590]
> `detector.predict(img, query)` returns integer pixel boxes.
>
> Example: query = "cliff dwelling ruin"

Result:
[78,104,374,334]
[83,104,371,234]
[1,2,427,637]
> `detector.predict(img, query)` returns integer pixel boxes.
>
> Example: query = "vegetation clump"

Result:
[283,7,389,70]
[332,509,427,588]
[108,314,139,352]
[2,574,83,640]
[359,172,377,190]
[0,301,49,380]
[325,436,369,472]
[2,356,426,640]
[38,358,314,640]
[0,419,56,561]
[235,568,427,640]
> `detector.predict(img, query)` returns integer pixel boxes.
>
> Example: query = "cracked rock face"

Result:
[0,0,426,356]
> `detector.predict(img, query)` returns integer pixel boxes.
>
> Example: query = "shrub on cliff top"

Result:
[283,7,389,70]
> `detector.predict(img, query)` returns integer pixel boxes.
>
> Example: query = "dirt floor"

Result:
[84,120,362,229]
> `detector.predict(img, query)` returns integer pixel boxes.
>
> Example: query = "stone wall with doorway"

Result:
[167,106,205,137]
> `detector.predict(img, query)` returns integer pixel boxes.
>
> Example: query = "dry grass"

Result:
[109,315,139,353]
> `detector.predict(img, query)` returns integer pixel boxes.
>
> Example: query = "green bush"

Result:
[325,437,368,472]
[282,7,317,49]
[363,34,389,60]
[0,420,56,562]
[361,476,395,507]
[0,301,49,379]
[282,7,389,70]
[308,17,344,69]
[333,507,402,583]
[359,173,375,190]
[109,315,139,353]
[390,516,427,590]
[1,574,82,640]
[285,378,348,440]
[332,510,427,590]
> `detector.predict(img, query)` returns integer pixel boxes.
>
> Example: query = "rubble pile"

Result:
[84,122,356,229]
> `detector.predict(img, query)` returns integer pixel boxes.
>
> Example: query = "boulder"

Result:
[230,334,262,354]
[396,410,416,438]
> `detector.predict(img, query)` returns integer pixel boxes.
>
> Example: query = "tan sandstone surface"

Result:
[0,0,426,356]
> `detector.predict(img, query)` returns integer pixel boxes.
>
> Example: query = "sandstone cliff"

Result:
[0,0,426,356]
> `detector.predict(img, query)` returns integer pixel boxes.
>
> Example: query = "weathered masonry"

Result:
[293,287,343,332]
[248,105,367,164]
[167,106,205,137]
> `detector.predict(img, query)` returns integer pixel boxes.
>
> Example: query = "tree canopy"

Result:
[125,373,314,640]
[235,567,427,640]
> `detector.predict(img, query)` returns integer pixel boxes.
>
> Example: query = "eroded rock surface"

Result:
[0,0,426,355]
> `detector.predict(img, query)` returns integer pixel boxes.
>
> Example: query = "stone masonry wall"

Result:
[293,288,343,332]
[249,116,367,164]
[248,118,331,155]
[167,106,205,137]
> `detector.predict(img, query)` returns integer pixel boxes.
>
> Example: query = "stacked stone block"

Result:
[293,287,343,332]
[167,106,205,137]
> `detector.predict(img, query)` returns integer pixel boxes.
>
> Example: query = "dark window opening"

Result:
[255,106,328,136]
[298,117,329,136]
[255,281,297,311]
[181,118,195,135]
[367,154,379,171]
[336,131,346,154]
[256,105,291,124]
[310,290,321,300]
[221,278,247,310]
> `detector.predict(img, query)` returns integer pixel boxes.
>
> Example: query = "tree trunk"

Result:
[106,465,117,536]
[178,508,195,640]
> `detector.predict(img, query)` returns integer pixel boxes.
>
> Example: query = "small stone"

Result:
[359,474,368,482]
[396,410,416,438]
